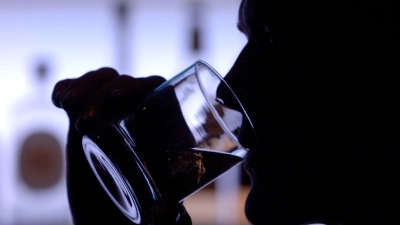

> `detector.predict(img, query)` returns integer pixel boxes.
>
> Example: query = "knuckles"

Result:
[52,68,166,134]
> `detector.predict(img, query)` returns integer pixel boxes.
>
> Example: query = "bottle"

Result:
[7,56,72,224]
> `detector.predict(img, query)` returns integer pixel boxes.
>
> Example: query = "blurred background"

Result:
[0,0,249,224]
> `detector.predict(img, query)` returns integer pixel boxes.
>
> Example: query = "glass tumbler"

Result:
[82,60,258,224]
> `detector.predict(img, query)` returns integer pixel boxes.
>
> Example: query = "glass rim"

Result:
[195,60,255,131]
[149,59,257,156]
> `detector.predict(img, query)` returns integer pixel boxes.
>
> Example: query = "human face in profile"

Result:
[221,0,335,224]
[223,1,366,224]
[221,1,278,224]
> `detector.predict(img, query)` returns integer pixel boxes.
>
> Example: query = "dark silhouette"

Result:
[53,0,399,224]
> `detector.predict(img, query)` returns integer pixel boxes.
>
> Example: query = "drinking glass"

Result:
[81,60,258,224]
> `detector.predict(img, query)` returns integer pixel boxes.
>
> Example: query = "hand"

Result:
[52,67,165,134]
[52,68,191,224]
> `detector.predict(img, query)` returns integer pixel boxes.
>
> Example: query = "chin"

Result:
[243,166,267,225]
[244,183,269,225]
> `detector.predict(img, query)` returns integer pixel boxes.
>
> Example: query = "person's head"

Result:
[224,0,398,224]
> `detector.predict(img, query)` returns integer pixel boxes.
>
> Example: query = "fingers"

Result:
[104,75,166,110]
[75,75,166,133]
[52,78,73,108]
[52,66,166,134]
[52,68,119,113]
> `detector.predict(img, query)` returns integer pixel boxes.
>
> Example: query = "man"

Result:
[53,0,399,224]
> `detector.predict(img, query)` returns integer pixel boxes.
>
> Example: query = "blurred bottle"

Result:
[6,55,72,225]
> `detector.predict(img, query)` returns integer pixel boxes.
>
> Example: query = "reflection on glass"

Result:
[82,61,257,224]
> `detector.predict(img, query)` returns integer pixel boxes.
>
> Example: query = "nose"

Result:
[221,42,254,107]
[217,37,273,153]
[215,67,260,153]
[215,78,242,112]
[222,35,273,110]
